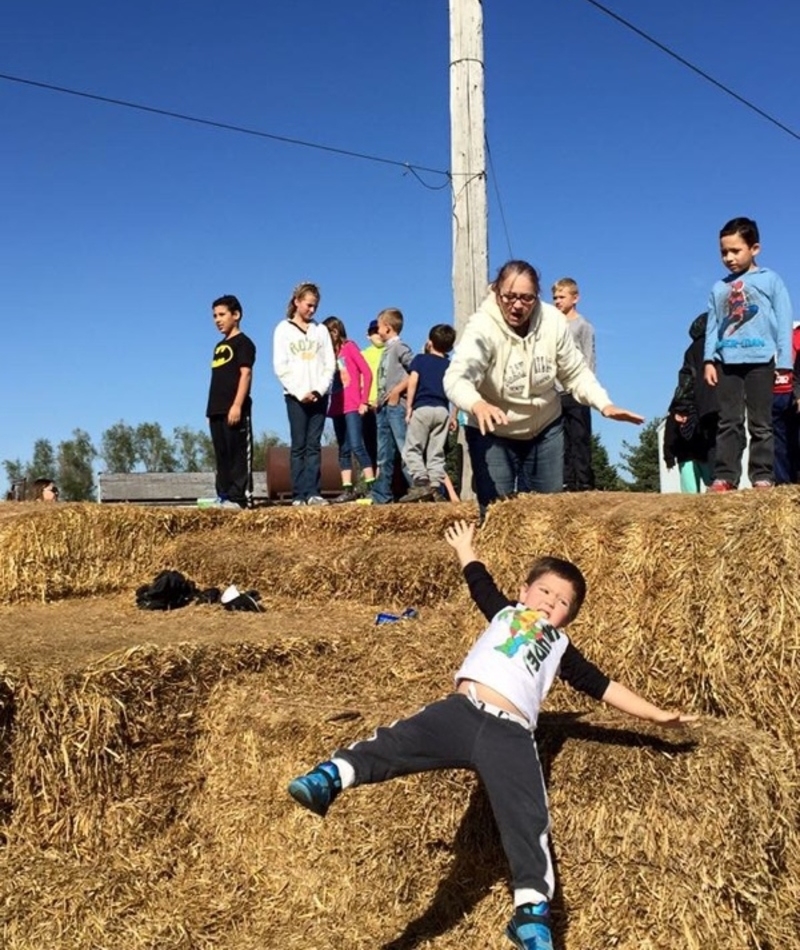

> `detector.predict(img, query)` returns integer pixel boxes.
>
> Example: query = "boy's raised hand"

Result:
[444,520,478,568]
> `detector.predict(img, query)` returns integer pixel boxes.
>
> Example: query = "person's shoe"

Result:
[331,488,358,504]
[287,761,341,817]
[307,495,329,506]
[506,902,554,950]
[219,499,243,510]
[399,479,438,503]
[291,499,306,507]
[753,480,773,489]
[708,480,736,493]
[355,497,374,505]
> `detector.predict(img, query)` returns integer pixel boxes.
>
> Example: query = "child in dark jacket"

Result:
[665,313,719,493]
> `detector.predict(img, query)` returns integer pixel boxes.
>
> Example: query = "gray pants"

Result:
[402,405,450,484]
[336,693,554,899]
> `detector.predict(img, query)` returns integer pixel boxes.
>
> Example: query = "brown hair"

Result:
[286,282,321,319]
[491,260,541,296]
[323,316,348,353]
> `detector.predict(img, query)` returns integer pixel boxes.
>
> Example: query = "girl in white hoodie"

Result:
[444,260,642,515]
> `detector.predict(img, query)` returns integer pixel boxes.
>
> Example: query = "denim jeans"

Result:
[332,411,372,472]
[371,404,409,504]
[285,394,329,501]
[772,391,799,484]
[465,417,564,517]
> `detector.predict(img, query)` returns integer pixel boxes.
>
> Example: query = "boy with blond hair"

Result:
[552,277,596,491]
[370,308,413,504]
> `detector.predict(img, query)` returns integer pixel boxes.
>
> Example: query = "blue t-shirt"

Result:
[409,353,449,410]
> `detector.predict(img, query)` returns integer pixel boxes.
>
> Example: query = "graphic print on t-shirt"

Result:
[494,606,563,675]
[720,279,759,339]
[212,343,234,368]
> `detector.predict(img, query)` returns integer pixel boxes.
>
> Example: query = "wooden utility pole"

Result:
[450,0,488,497]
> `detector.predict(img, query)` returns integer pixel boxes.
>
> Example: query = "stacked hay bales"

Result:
[0,492,799,948]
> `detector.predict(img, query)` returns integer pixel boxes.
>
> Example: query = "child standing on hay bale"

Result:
[704,217,794,492]
[206,294,256,510]
[665,312,719,493]
[322,316,376,502]
[399,323,458,503]
[273,281,335,506]
[288,521,697,950]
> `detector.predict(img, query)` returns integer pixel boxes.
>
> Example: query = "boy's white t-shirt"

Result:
[454,604,569,729]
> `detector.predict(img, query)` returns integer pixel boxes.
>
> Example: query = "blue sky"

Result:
[2,0,798,478]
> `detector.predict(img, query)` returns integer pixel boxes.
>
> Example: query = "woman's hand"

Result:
[601,405,644,425]
[472,400,509,434]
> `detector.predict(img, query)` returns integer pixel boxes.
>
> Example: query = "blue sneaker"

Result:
[506,902,553,950]
[287,761,341,817]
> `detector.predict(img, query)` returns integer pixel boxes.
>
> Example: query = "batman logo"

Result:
[212,344,234,368]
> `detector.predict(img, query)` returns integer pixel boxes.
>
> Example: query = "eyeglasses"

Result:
[499,292,537,305]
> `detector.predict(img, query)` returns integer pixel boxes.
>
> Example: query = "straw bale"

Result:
[6,641,315,849]
[1,623,798,949]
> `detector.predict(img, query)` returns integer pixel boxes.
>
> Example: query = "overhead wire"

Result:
[580,0,800,143]
[0,70,461,183]
[485,134,513,259]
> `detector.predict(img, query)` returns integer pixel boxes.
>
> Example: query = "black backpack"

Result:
[135,570,198,611]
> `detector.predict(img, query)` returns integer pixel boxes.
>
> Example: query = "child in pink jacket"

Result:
[323,317,376,502]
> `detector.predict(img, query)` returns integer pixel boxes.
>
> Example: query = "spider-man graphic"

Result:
[720,279,759,338]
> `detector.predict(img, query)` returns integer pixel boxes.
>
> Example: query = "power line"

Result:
[485,134,513,259]
[580,0,800,142]
[0,70,460,180]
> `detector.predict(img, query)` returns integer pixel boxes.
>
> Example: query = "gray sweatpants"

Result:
[336,693,554,899]
[401,405,450,484]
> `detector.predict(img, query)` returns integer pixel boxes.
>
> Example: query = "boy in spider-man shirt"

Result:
[288,521,696,950]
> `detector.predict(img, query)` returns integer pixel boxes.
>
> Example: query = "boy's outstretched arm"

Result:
[601,681,698,726]
[444,520,478,569]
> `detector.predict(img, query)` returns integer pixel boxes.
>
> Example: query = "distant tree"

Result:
[30,439,57,480]
[3,458,24,487]
[58,429,97,501]
[135,422,177,472]
[591,434,628,491]
[253,431,287,473]
[100,421,139,473]
[620,418,663,492]
[173,425,215,472]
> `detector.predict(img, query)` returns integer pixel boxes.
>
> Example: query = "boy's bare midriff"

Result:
[456,679,528,722]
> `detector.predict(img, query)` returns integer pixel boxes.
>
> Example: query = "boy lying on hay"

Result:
[288,520,697,950]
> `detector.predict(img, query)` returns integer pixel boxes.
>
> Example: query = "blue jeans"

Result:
[285,394,328,501]
[332,411,372,472]
[772,391,798,484]
[465,418,564,517]
[371,404,409,504]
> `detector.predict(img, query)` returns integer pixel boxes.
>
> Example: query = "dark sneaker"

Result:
[332,488,358,504]
[399,483,438,503]
[506,902,553,950]
[288,761,341,817]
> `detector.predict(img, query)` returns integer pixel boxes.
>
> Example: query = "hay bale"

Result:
[2,632,796,949]
[6,642,313,848]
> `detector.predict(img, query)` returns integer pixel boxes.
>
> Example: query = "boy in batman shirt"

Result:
[206,294,256,509]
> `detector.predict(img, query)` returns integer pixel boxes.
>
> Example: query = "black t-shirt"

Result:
[206,332,256,417]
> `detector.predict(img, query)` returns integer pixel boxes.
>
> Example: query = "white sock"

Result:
[514,888,549,908]
[331,756,355,789]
